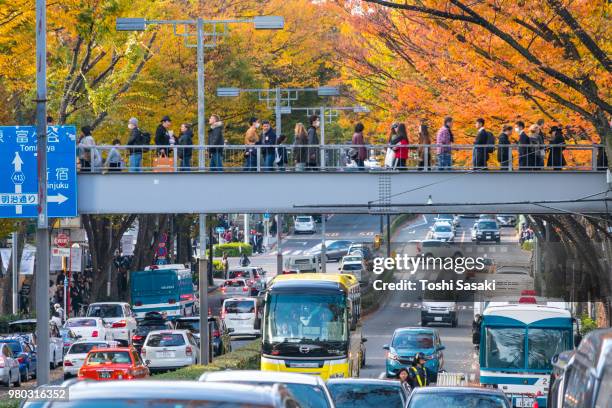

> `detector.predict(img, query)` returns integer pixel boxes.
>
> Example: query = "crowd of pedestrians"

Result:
[73,113,609,172]
[49,271,92,320]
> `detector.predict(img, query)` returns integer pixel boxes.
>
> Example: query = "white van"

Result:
[284,255,319,273]
[221,298,260,338]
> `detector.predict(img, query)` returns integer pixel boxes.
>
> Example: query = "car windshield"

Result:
[146,333,185,347]
[527,328,571,370]
[478,222,498,230]
[484,328,525,369]
[1,342,22,353]
[407,393,509,408]
[39,401,272,408]
[228,270,250,279]
[135,325,167,336]
[86,351,131,364]
[175,320,200,333]
[342,264,362,271]
[343,256,361,263]
[328,383,404,408]
[437,215,453,220]
[296,217,311,222]
[264,293,348,343]
[8,322,36,333]
[231,382,329,408]
[224,280,246,287]
[86,305,122,318]
[435,225,451,232]
[224,301,255,314]
[393,332,434,349]
[69,343,107,355]
[66,319,97,327]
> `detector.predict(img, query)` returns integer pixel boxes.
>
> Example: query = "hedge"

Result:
[0,400,19,408]
[0,313,32,334]
[151,339,261,380]
[209,242,253,257]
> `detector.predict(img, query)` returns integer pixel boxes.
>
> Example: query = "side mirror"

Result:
[361,338,367,343]
[145,360,151,366]
[77,335,82,339]
[383,344,389,350]
[438,345,446,351]
[227,328,235,333]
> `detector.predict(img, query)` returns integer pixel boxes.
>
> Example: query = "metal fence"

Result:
[77,143,607,173]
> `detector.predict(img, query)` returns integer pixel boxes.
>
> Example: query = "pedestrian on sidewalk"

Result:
[208,114,224,171]
[497,125,512,170]
[473,118,489,170]
[178,123,193,170]
[127,117,145,172]
[547,126,566,170]
[436,116,453,170]
[221,252,229,275]
[244,117,259,171]
[240,253,250,267]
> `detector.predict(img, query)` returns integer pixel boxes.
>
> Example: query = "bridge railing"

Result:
[77,143,607,172]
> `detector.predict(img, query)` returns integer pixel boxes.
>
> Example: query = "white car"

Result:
[340,254,363,269]
[339,259,367,283]
[294,216,316,234]
[63,340,114,379]
[64,318,113,341]
[199,370,336,408]
[220,278,251,298]
[141,330,200,370]
[0,343,21,387]
[222,297,260,338]
[284,255,320,273]
[8,319,64,368]
[226,267,266,294]
[85,302,137,345]
[431,221,455,241]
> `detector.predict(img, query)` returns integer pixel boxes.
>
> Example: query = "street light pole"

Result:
[35,0,50,386]
[197,18,206,170]
[319,106,326,170]
[275,87,282,136]
[11,232,18,314]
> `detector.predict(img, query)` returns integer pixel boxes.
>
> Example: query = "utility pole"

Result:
[386,214,391,258]
[35,0,50,386]
[11,232,18,314]
[198,215,209,366]
[321,215,326,273]
[275,87,282,136]
[276,215,282,275]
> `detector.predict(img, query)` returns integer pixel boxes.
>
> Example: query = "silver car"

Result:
[22,380,303,408]
[0,342,21,387]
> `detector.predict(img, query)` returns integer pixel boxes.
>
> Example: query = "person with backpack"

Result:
[473,118,489,170]
[127,117,149,172]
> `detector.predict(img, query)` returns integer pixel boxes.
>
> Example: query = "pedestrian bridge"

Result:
[78,171,611,214]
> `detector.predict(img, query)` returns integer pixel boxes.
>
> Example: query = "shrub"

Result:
[152,340,261,380]
[580,314,598,335]
[211,243,252,257]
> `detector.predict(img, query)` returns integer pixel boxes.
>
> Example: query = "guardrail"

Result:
[77,143,608,172]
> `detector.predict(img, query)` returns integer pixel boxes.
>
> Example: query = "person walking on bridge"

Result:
[497,125,512,170]
[306,115,320,170]
[260,120,277,171]
[352,122,367,170]
[244,117,260,171]
[417,121,431,171]
[516,121,531,170]
[208,114,224,171]
[155,116,172,157]
[436,116,454,170]
[473,118,489,170]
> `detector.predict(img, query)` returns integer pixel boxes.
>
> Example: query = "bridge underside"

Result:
[78,171,610,214]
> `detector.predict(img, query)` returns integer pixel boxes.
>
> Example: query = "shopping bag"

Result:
[384,147,396,168]
[153,156,175,172]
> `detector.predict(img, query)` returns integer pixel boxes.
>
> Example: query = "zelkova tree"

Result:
[339,0,610,162]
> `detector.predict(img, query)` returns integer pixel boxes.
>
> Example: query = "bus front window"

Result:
[485,327,525,369]
[265,293,347,344]
[527,328,571,370]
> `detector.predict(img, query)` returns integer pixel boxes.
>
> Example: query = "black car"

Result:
[471,220,501,243]
[174,316,232,357]
[327,379,409,408]
[406,387,511,408]
[132,314,173,352]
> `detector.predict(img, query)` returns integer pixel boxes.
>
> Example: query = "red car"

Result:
[78,347,149,381]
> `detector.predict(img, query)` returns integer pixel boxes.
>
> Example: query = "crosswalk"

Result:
[399,303,474,310]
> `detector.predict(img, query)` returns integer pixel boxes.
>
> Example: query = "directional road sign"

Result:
[215,226,225,234]
[0,126,77,218]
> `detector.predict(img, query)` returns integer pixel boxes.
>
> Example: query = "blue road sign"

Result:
[0,126,77,218]
[215,226,225,234]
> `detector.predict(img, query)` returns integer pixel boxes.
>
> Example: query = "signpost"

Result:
[0,126,77,219]
[215,226,225,244]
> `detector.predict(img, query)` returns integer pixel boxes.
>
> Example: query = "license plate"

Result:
[290,362,319,368]
[434,317,442,321]
[156,351,175,358]
[515,398,534,407]
[98,371,112,379]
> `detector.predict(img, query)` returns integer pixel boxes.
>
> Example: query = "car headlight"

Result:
[387,351,400,361]
[424,354,435,360]
[448,305,457,311]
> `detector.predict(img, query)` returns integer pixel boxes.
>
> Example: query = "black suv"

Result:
[471,220,501,243]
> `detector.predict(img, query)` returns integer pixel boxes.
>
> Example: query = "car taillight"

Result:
[0,358,4,368]
[221,287,226,293]
[213,330,220,338]
[135,301,143,306]
[64,360,73,366]
[185,346,192,356]
[92,330,99,337]
[132,335,143,341]
[249,279,254,285]
[168,299,176,304]
[242,286,249,292]
[180,294,194,301]
[112,320,127,328]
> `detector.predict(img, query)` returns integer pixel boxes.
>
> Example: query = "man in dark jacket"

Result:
[208,114,224,171]
[516,121,531,170]
[306,115,320,170]
[178,123,194,171]
[260,120,277,171]
[497,125,512,170]
[155,115,172,156]
[546,126,566,171]
[127,117,143,172]
[473,118,489,170]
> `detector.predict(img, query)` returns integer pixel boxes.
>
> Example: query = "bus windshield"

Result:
[528,328,571,370]
[264,293,347,344]
[484,327,525,369]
